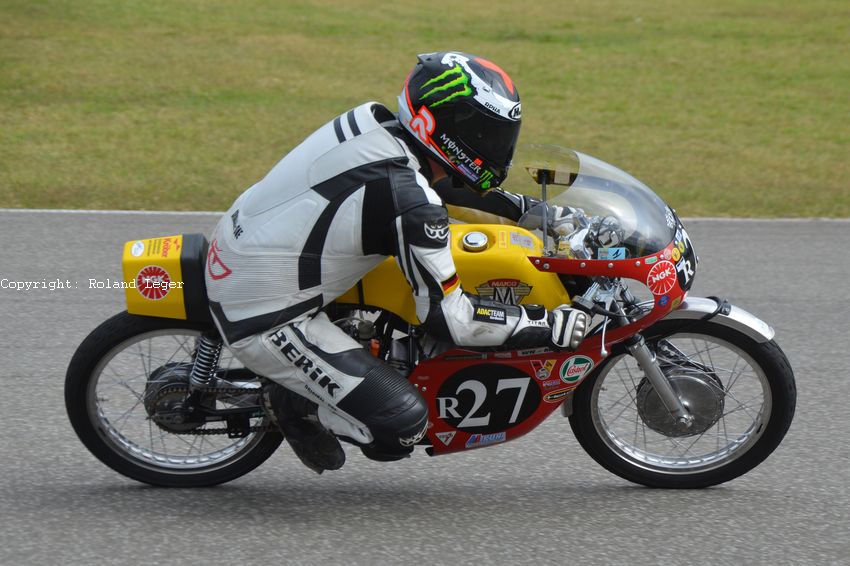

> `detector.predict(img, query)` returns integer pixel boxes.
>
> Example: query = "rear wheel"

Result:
[65,312,283,487]
[569,319,796,488]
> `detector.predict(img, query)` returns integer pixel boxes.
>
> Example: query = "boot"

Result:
[266,385,345,474]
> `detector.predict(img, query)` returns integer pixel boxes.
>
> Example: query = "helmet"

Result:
[398,51,521,192]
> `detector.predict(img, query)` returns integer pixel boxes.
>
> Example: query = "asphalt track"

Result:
[0,210,848,565]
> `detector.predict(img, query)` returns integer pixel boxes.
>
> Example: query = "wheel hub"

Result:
[636,370,725,437]
[144,363,205,433]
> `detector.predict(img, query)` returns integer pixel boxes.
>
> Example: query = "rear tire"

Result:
[569,319,796,488]
[65,312,283,487]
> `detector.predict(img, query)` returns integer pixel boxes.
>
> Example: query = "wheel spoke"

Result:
[591,329,772,474]
[91,329,265,471]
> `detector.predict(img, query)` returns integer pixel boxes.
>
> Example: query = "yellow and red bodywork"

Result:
[335,224,571,323]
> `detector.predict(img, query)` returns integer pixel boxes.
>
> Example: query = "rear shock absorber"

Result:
[189,333,223,391]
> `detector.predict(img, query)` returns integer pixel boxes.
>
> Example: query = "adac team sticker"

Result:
[560,355,594,383]
[646,260,677,295]
[136,265,171,300]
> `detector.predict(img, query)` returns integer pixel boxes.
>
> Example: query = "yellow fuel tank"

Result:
[335,224,571,324]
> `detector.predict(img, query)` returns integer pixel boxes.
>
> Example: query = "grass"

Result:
[1,0,848,216]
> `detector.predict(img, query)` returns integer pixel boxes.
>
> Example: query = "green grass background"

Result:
[2,0,848,216]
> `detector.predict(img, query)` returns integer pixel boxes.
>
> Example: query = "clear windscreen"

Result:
[505,146,677,259]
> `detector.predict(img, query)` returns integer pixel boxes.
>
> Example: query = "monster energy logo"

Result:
[479,170,494,189]
[421,65,472,107]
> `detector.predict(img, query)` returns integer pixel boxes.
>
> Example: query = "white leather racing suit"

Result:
[205,102,551,456]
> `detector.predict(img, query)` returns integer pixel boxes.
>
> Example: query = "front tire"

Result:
[569,319,796,488]
[65,312,283,487]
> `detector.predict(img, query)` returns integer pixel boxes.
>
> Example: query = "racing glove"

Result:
[507,304,589,350]
[549,305,588,350]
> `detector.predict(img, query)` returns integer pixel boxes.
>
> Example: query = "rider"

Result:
[205,51,588,474]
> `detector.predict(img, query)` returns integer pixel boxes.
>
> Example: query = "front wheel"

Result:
[569,319,796,488]
[65,312,283,487]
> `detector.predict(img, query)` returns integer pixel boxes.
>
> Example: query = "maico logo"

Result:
[420,64,472,107]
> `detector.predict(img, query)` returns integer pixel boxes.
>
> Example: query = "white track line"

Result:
[0,208,222,216]
[0,208,848,221]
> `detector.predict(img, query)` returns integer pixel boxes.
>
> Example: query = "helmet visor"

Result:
[454,103,521,168]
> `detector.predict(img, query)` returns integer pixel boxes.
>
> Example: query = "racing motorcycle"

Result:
[65,146,796,489]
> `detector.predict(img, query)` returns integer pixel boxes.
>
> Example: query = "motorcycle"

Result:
[65,146,796,488]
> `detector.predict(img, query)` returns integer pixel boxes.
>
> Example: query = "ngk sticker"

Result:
[560,355,594,383]
[647,260,677,295]
[136,266,171,300]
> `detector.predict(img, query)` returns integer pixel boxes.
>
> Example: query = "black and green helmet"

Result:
[398,51,522,192]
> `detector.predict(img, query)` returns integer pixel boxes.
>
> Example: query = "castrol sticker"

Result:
[560,355,594,383]
[647,260,677,295]
[136,266,171,300]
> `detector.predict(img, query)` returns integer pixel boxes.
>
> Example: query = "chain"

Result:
[153,384,278,436]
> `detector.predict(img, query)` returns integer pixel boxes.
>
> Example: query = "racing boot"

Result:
[266,384,345,475]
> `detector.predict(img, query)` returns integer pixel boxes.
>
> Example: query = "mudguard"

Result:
[666,296,775,343]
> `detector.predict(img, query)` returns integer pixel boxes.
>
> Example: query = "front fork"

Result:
[624,334,694,428]
[581,282,694,428]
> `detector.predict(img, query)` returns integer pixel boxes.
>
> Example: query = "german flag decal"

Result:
[441,273,460,295]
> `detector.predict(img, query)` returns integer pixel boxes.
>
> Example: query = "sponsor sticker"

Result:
[530,359,557,379]
[541,378,561,388]
[473,306,507,324]
[136,266,171,300]
[510,232,534,250]
[436,431,456,446]
[597,247,627,260]
[646,260,677,296]
[160,236,181,258]
[516,347,551,357]
[665,206,676,229]
[465,432,506,448]
[645,256,659,265]
[560,355,594,383]
[130,241,145,257]
[671,247,681,262]
[544,387,574,403]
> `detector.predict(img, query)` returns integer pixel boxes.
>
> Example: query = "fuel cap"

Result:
[462,231,488,252]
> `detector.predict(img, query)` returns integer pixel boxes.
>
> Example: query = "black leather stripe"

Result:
[411,254,443,299]
[346,110,361,136]
[311,158,398,201]
[209,295,323,343]
[361,176,395,255]
[390,166,431,213]
[298,184,362,290]
[332,116,345,143]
